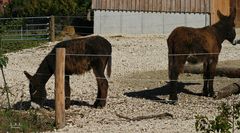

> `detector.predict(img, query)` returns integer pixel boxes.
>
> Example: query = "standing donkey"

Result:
[167,8,237,103]
[24,35,112,109]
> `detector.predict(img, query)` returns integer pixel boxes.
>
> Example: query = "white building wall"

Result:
[94,11,210,35]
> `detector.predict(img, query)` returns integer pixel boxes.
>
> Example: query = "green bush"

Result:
[3,0,91,17]
[0,24,8,67]
[195,102,240,133]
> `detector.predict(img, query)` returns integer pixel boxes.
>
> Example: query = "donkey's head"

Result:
[217,8,236,45]
[24,71,46,106]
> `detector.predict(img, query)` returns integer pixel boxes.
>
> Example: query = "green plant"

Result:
[0,40,44,54]
[4,0,91,17]
[195,102,240,133]
[0,18,54,132]
[0,109,55,132]
[0,52,8,68]
[0,27,11,109]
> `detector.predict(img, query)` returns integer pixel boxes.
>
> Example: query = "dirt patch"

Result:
[118,60,240,93]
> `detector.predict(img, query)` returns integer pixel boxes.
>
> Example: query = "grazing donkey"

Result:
[24,35,112,109]
[167,9,237,103]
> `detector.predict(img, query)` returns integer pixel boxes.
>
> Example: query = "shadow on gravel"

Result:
[13,99,92,110]
[124,82,202,103]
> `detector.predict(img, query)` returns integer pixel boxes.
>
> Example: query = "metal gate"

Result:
[0,16,50,41]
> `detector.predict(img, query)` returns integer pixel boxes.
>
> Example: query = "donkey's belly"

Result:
[65,60,91,75]
[186,55,205,64]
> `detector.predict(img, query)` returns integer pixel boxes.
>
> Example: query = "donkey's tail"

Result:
[106,55,112,78]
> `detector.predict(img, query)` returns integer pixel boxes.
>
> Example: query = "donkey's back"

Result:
[167,26,219,55]
[50,35,112,76]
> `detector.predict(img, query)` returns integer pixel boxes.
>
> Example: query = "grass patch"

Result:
[0,39,54,132]
[0,109,55,132]
[0,40,47,53]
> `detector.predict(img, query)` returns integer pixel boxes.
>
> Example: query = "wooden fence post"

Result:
[50,16,55,42]
[55,48,65,129]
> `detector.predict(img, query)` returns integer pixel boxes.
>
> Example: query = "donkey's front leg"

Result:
[203,61,210,96]
[208,60,218,97]
[203,59,217,97]
[65,76,71,109]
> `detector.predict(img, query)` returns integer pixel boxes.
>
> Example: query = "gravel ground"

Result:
[0,31,240,132]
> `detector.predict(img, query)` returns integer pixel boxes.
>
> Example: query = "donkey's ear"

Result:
[24,71,33,80]
[230,7,236,20]
[217,10,225,20]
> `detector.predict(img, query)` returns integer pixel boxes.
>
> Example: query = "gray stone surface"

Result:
[94,11,210,34]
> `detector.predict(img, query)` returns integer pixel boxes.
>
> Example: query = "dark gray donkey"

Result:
[24,35,112,109]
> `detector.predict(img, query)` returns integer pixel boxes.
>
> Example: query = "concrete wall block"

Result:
[142,12,164,34]
[121,12,142,34]
[94,11,210,34]
[94,11,122,34]
[186,13,210,27]
[93,11,101,34]
[163,13,186,33]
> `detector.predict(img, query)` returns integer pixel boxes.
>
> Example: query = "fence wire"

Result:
[0,16,239,132]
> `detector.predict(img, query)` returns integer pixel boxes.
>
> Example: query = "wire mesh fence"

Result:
[0,16,50,41]
[0,15,94,42]
[0,15,239,132]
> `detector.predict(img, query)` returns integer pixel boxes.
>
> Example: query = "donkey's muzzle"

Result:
[233,39,240,45]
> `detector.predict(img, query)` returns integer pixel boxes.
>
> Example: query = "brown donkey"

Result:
[24,35,112,109]
[167,9,237,103]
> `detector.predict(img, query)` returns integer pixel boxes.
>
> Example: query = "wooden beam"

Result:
[184,65,240,78]
[55,48,66,129]
[214,82,240,99]
[50,16,55,42]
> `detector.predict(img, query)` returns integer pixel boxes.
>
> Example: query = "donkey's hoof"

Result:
[202,92,215,97]
[202,92,208,97]
[209,92,216,98]
[169,95,178,101]
[168,99,178,105]
[168,95,178,105]
[65,99,71,109]
[93,100,106,108]
[65,104,70,109]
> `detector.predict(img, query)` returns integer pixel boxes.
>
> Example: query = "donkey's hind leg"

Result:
[65,75,71,109]
[92,61,109,108]
[169,55,187,103]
